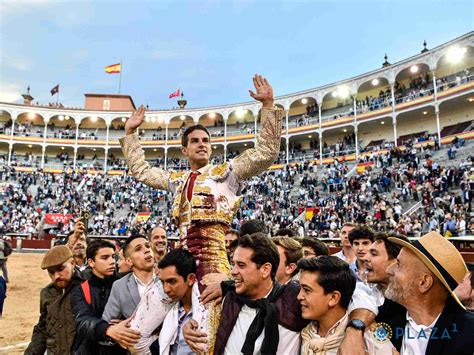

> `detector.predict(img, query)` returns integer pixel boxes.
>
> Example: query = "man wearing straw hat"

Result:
[384,231,474,355]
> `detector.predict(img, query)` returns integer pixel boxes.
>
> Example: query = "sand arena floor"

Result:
[0,252,50,354]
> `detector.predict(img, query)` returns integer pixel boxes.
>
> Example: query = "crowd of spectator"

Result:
[1,139,471,244]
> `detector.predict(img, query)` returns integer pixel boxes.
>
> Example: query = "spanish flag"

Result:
[136,212,151,222]
[104,63,121,74]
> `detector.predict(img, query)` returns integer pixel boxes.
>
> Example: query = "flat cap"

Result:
[41,245,73,270]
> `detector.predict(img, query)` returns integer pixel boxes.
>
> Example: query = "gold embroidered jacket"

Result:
[119,107,282,227]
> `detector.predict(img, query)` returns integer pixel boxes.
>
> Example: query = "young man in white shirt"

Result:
[158,249,198,355]
[298,256,394,354]
[184,233,307,354]
[347,226,375,282]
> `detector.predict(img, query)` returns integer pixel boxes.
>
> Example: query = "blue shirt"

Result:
[170,303,194,355]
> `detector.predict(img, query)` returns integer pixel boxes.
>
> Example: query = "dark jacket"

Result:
[384,297,474,355]
[25,270,84,355]
[71,272,126,355]
[375,298,406,324]
[214,280,309,355]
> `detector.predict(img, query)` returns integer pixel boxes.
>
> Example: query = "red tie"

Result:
[187,172,200,201]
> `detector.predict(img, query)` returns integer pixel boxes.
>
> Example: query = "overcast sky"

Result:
[0,0,472,110]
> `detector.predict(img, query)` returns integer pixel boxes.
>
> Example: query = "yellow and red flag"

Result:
[104,63,121,74]
[136,212,151,222]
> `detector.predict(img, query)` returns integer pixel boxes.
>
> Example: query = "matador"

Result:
[119,75,282,354]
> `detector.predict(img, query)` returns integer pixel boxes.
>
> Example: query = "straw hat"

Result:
[389,231,468,309]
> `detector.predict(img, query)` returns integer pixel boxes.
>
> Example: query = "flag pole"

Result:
[118,60,122,94]
[56,84,59,106]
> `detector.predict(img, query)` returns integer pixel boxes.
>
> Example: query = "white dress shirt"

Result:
[401,312,441,355]
[224,304,301,355]
[224,286,301,355]
[133,273,156,299]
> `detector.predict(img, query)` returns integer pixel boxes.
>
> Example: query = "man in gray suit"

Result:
[103,234,160,349]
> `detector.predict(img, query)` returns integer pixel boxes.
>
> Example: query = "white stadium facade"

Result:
[0,31,473,173]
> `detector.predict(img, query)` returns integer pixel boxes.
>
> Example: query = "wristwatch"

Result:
[346,319,366,332]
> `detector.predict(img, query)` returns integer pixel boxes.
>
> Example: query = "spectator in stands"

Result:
[71,240,127,354]
[301,237,329,259]
[26,246,85,355]
[148,226,168,266]
[348,226,375,282]
[273,236,303,284]
[385,232,474,354]
[443,213,457,237]
[298,256,394,354]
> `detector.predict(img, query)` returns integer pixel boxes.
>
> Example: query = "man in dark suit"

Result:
[384,231,474,355]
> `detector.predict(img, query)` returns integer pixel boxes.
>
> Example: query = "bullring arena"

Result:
[0,14,473,355]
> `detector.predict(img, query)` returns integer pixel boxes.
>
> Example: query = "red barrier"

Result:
[21,239,51,249]
[462,252,474,263]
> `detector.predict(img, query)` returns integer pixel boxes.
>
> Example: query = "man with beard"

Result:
[120,75,282,352]
[26,246,85,355]
[385,231,474,354]
[148,226,167,266]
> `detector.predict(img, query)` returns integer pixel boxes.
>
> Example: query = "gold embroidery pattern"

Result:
[170,171,187,182]
[119,134,171,191]
[184,223,231,354]
[193,185,212,194]
[190,209,234,225]
[190,195,216,208]
[209,162,229,179]
[232,107,282,181]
